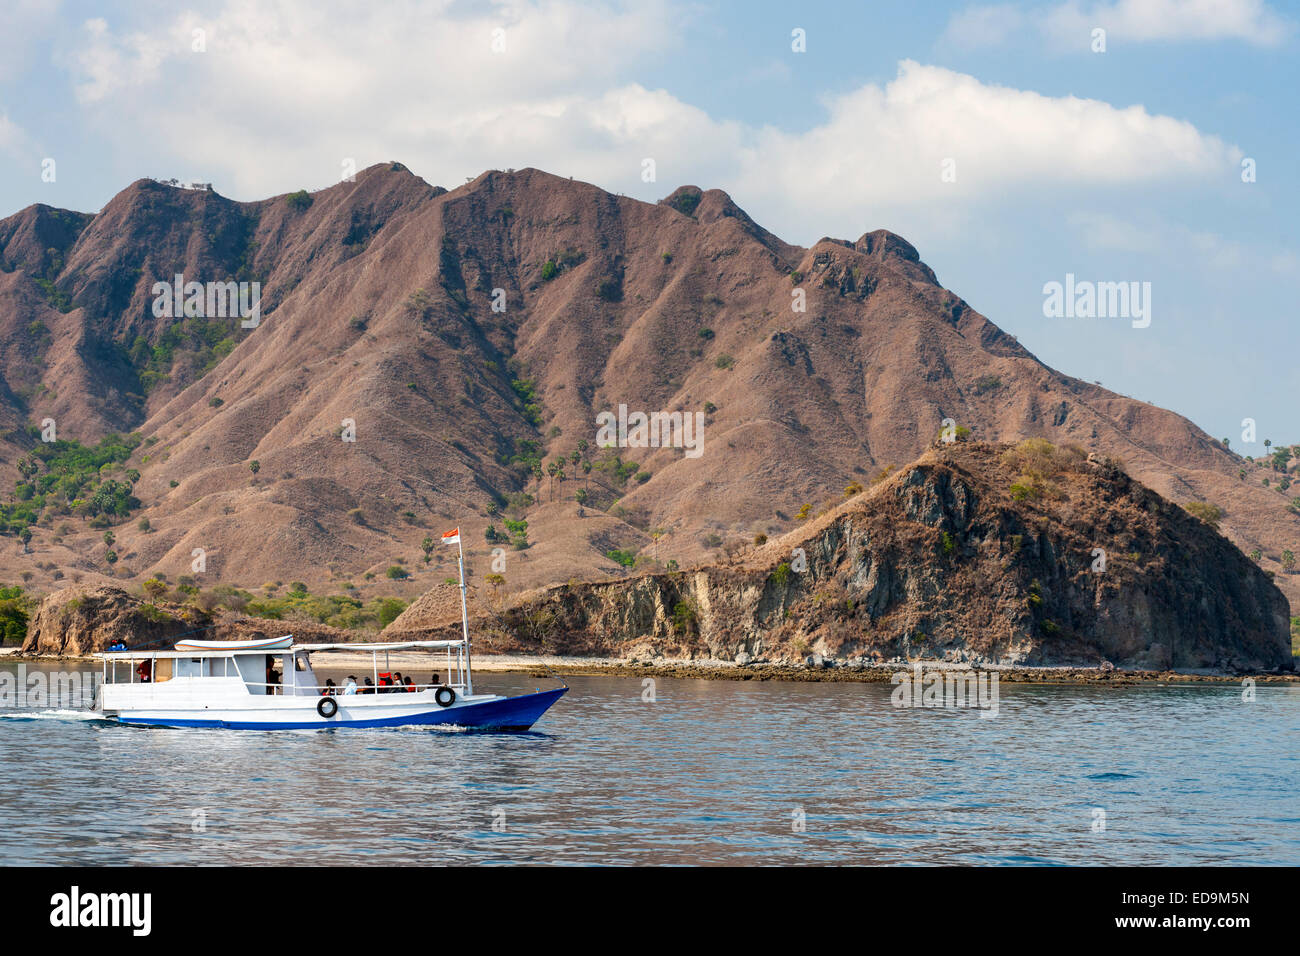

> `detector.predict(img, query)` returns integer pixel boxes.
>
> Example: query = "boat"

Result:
[90,527,566,731]
[91,637,565,730]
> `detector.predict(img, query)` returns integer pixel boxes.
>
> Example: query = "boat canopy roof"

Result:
[94,638,462,660]
[295,640,463,652]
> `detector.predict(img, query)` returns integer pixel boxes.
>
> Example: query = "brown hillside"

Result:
[0,165,1296,613]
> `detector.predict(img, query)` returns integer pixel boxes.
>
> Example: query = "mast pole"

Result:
[458,534,472,695]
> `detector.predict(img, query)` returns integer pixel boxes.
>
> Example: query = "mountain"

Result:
[1,164,1296,617]
[384,439,1292,671]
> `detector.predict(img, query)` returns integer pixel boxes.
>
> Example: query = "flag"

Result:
[441,528,461,546]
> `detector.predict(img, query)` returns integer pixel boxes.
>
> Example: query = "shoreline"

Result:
[4,646,1296,684]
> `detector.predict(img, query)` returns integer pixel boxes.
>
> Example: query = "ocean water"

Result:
[1,662,1297,865]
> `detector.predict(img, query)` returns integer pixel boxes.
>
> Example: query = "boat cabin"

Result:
[96,637,473,697]
[102,646,317,696]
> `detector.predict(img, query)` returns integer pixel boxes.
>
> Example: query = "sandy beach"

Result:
[7,644,1294,684]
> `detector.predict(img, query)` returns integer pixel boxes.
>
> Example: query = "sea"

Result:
[1,662,1296,865]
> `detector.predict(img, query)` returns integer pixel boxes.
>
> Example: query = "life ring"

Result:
[434,686,456,708]
[317,697,338,718]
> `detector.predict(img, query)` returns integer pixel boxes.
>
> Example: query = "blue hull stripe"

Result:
[119,687,567,731]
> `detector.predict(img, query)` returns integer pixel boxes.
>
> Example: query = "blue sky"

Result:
[0,0,1296,448]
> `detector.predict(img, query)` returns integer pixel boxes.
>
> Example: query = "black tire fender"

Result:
[434,686,456,708]
[317,696,338,718]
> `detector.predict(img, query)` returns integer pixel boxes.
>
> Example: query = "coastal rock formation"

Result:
[19,583,349,655]
[388,441,1292,671]
[21,584,211,656]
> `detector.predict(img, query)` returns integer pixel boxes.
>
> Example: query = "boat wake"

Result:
[0,708,107,722]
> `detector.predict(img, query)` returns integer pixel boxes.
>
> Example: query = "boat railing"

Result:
[241,680,465,696]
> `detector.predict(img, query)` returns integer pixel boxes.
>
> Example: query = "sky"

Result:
[0,0,1296,449]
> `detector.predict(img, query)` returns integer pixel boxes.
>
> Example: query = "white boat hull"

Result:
[99,677,565,730]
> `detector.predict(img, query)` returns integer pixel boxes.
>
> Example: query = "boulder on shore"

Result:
[21,585,210,656]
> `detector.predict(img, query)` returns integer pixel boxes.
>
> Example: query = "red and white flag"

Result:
[441,527,461,546]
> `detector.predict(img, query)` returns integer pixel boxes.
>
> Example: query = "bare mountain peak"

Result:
[854,228,939,285]
[0,202,93,274]
[659,184,705,218]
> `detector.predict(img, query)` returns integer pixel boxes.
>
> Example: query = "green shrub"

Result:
[671,599,697,634]
[668,191,701,217]
[596,277,622,302]
[1183,501,1223,529]
[1009,481,1041,501]
[0,585,33,644]
[606,548,637,568]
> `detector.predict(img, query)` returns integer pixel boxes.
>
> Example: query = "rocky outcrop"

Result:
[21,585,211,656]
[388,441,1293,672]
[19,583,357,656]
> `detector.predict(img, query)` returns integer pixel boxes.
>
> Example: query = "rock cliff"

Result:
[389,440,1292,671]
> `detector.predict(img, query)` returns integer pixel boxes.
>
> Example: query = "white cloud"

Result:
[67,17,171,104]
[60,0,687,195]
[0,111,32,159]
[54,6,1240,244]
[1069,210,1300,276]
[943,4,1031,48]
[0,0,61,81]
[728,61,1240,238]
[944,0,1292,49]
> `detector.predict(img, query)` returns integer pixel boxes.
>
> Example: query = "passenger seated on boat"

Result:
[362,677,375,694]
[323,678,336,696]
[404,676,416,692]
[429,673,440,686]
[266,663,281,695]
[343,676,358,695]
[392,671,405,691]
[136,660,152,683]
